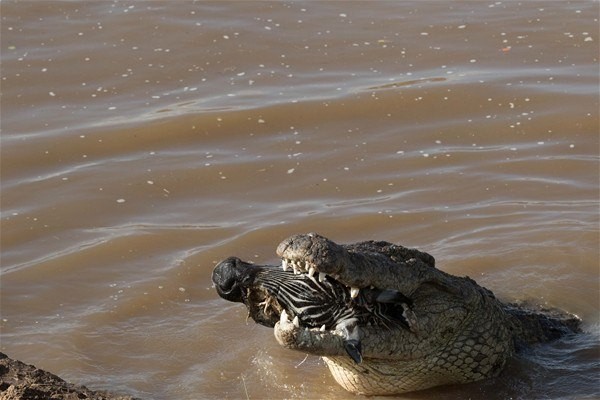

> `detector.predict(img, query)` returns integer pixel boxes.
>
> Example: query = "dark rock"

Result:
[0,352,138,400]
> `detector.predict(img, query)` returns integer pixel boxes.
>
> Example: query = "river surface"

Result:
[1,2,599,399]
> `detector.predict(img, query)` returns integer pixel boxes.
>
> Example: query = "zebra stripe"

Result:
[254,268,409,331]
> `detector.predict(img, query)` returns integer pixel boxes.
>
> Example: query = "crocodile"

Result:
[211,233,581,395]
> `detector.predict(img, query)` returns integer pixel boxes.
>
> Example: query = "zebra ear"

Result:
[374,289,420,335]
[343,339,362,364]
[375,289,412,306]
[402,307,420,336]
[336,318,363,363]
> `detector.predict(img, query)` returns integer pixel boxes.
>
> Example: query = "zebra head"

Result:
[212,256,414,363]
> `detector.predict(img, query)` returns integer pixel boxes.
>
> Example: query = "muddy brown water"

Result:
[1,2,598,399]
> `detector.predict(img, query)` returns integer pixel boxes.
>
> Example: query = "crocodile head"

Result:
[212,233,514,395]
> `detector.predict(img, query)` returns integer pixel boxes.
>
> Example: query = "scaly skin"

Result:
[212,233,581,395]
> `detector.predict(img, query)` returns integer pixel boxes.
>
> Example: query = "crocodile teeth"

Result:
[307,266,316,278]
[281,259,289,271]
[350,287,360,299]
[297,260,306,272]
[292,315,300,328]
[280,309,289,324]
[320,324,326,332]
[319,272,327,282]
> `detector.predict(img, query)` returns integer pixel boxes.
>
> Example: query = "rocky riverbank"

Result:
[0,353,137,400]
